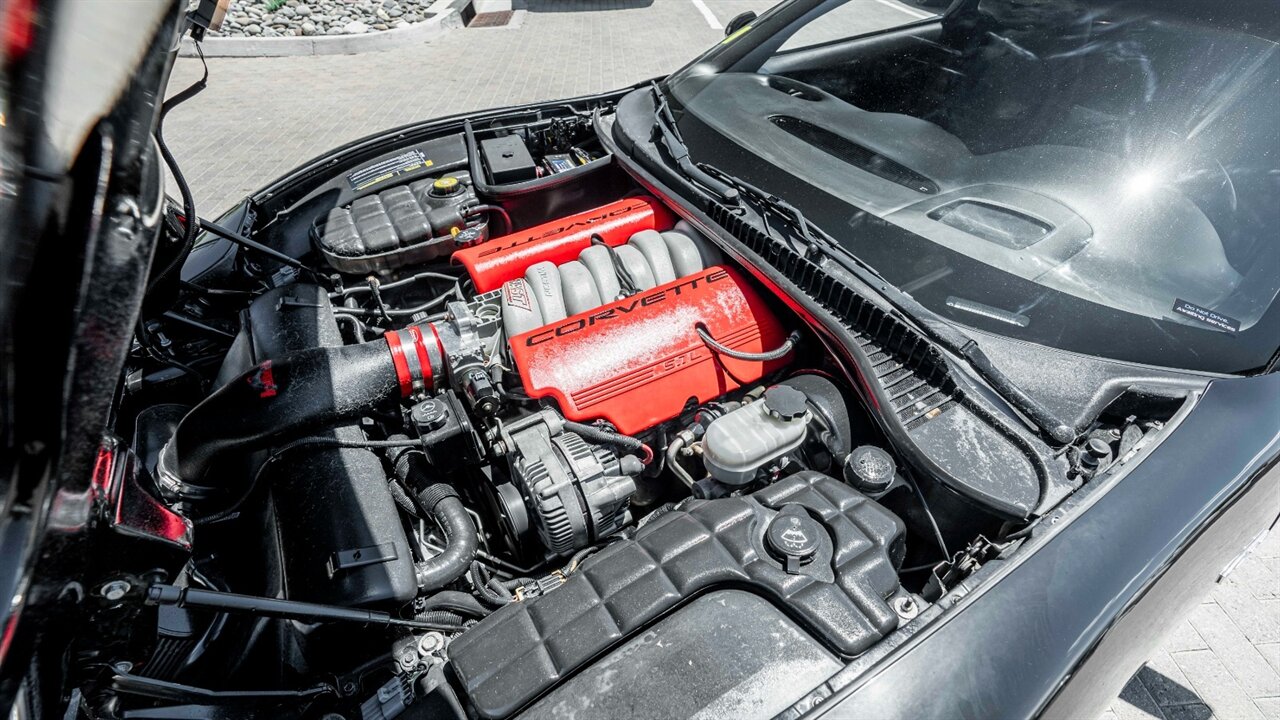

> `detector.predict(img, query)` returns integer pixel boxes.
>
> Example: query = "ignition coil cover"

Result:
[452,196,675,292]
[508,266,791,435]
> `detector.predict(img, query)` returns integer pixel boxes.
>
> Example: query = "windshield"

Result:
[667,0,1280,374]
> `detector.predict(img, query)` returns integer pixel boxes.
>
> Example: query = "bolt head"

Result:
[1086,437,1111,458]
[892,595,920,620]
[418,631,444,654]
[101,580,131,601]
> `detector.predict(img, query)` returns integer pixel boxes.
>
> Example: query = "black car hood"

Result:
[0,0,180,710]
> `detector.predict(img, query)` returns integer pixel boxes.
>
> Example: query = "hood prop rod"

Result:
[145,584,466,632]
[197,217,322,277]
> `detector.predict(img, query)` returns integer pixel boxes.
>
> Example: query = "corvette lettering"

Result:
[475,200,648,258]
[523,269,731,346]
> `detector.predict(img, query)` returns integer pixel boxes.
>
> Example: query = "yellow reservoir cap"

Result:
[433,176,461,193]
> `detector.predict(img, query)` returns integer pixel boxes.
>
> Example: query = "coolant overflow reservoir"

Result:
[703,386,811,485]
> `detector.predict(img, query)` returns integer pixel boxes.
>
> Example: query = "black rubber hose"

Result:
[413,609,467,626]
[470,563,511,607]
[494,576,536,591]
[697,326,800,362]
[413,484,479,592]
[388,444,480,591]
[147,45,207,296]
[388,479,419,518]
[388,441,423,487]
[488,578,510,596]
[564,546,599,573]
[158,340,399,488]
[418,590,490,618]
[466,204,512,236]
[561,421,642,453]
[561,420,654,465]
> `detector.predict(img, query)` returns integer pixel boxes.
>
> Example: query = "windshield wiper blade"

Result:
[697,163,1076,445]
[649,83,739,204]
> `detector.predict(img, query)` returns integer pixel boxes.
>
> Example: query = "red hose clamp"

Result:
[384,324,445,397]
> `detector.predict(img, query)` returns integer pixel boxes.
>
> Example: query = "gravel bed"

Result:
[211,0,438,37]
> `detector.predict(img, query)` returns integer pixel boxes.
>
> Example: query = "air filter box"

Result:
[448,471,907,718]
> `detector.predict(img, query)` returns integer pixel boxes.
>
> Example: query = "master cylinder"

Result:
[702,385,812,485]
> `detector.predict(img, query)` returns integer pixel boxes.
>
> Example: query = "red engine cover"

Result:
[508,266,790,435]
[452,196,674,292]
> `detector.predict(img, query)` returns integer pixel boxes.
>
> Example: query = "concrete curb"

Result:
[180,0,465,58]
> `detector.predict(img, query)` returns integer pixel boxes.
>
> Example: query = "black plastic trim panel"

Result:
[447,472,905,719]
[703,202,1048,515]
[707,203,958,430]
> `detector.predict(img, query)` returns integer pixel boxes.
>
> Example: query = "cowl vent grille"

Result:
[707,204,955,428]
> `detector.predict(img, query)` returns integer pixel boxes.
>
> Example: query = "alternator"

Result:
[498,410,641,557]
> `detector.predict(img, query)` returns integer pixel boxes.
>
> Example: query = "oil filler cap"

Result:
[765,505,822,574]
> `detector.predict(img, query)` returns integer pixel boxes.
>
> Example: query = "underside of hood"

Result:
[0,0,181,711]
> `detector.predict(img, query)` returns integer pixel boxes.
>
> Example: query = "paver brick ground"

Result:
[165,0,769,211]
[164,2,1280,717]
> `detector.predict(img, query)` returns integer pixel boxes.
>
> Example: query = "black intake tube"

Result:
[158,339,400,490]
[413,484,479,592]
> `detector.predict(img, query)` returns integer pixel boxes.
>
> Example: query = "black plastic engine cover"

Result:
[519,590,841,720]
[447,471,906,718]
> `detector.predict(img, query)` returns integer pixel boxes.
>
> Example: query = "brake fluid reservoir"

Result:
[703,386,811,485]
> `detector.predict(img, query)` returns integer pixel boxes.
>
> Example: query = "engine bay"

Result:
[85,98,1175,720]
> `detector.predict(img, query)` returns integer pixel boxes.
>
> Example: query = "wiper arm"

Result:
[921,319,1076,444]
[698,163,1076,445]
[650,83,739,204]
[700,163,892,287]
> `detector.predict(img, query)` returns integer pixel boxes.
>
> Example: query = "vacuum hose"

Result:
[697,326,800,362]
